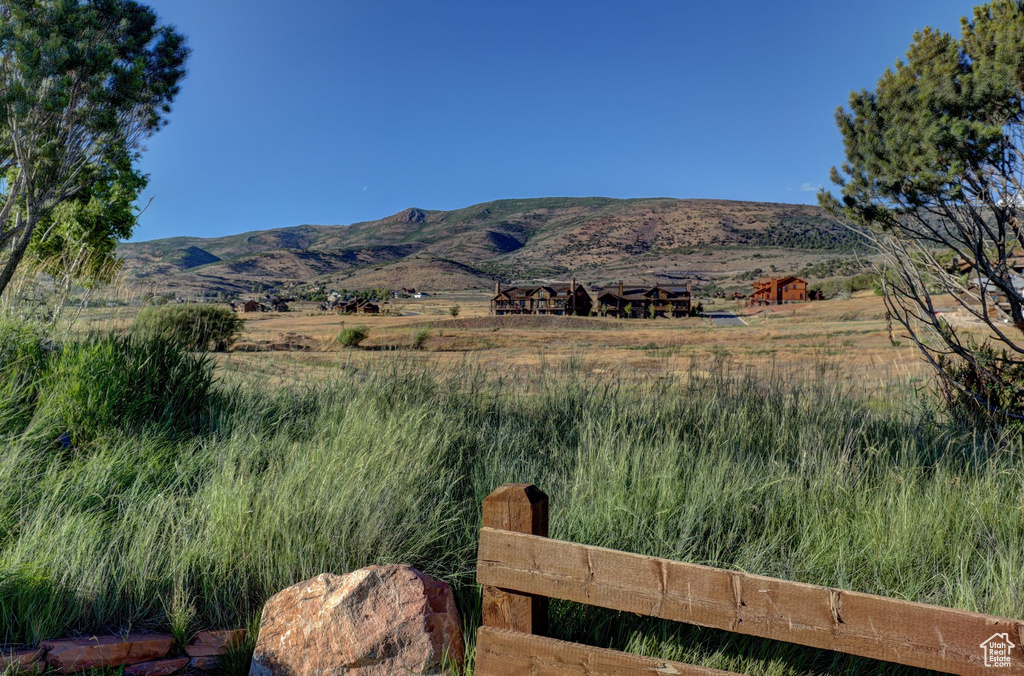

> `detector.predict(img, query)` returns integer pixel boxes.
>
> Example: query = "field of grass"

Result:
[74,291,940,394]
[1,310,1023,674]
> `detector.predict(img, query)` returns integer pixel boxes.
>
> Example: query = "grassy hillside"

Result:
[119,197,867,295]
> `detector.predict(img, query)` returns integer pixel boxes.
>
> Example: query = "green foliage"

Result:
[0,360,1022,674]
[797,257,867,280]
[337,325,369,348]
[938,342,1024,422]
[31,334,214,447]
[733,267,764,282]
[0,316,48,433]
[809,273,879,300]
[449,305,461,318]
[0,328,215,448]
[296,287,328,302]
[824,5,1020,215]
[27,158,148,284]
[0,0,189,294]
[329,287,391,302]
[820,0,1024,418]
[410,328,431,350]
[132,304,243,352]
[744,219,870,252]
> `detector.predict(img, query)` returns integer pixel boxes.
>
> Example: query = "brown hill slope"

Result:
[119,197,863,295]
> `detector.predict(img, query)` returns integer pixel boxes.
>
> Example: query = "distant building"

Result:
[953,254,1024,321]
[234,299,260,313]
[491,280,592,316]
[320,298,380,314]
[595,283,692,319]
[750,277,808,305]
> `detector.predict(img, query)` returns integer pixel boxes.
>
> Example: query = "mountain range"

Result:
[118,197,866,295]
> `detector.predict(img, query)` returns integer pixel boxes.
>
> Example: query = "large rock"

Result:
[250,565,464,676]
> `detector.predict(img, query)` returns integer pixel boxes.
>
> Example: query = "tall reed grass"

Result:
[0,325,1021,675]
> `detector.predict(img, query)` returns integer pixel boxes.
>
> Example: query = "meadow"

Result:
[0,294,1020,674]
[76,291,937,391]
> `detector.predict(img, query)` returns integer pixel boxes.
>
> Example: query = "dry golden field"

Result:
[152,291,984,392]
[76,289,980,393]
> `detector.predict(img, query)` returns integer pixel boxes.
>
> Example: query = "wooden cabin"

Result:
[236,299,260,313]
[491,280,592,316]
[596,283,692,318]
[750,277,808,305]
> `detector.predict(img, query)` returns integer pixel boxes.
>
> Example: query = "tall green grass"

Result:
[0,324,1022,675]
[132,303,243,352]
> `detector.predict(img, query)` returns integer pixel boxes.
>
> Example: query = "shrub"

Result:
[810,273,879,300]
[937,341,1024,422]
[31,334,215,445]
[132,304,243,351]
[0,317,49,433]
[410,329,431,350]
[448,305,460,318]
[338,325,368,348]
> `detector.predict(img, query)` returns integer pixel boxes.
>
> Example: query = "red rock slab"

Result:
[41,634,173,673]
[185,629,246,657]
[124,658,189,676]
[189,656,220,670]
[0,649,44,672]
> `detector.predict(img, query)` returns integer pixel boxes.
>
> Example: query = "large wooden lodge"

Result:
[490,280,593,316]
[595,283,692,318]
[490,280,696,319]
[750,276,809,305]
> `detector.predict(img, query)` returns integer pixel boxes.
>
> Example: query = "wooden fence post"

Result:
[481,483,548,634]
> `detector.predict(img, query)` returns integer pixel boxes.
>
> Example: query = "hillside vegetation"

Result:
[119,198,866,295]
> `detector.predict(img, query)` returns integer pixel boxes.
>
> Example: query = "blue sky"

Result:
[134,0,977,242]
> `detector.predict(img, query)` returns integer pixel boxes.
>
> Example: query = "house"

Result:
[750,277,809,305]
[954,254,1024,322]
[234,299,260,313]
[320,298,353,313]
[595,283,692,319]
[968,273,1024,321]
[491,280,592,316]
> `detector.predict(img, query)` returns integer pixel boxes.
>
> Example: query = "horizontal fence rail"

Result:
[475,484,1024,676]
[476,626,735,676]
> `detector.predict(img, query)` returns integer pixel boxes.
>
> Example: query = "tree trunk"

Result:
[0,215,36,298]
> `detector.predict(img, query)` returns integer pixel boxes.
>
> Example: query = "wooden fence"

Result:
[475,483,1024,676]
